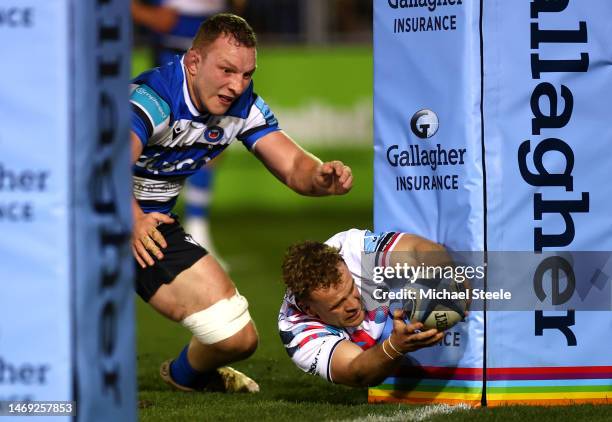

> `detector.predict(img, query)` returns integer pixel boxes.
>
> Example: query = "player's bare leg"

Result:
[184,324,258,370]
[149,255,259,392]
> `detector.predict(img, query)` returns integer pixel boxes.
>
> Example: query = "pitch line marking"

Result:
[340,403,471,422]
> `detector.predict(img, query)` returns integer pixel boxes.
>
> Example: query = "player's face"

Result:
[189,35,256,115]
[303,262,365,328]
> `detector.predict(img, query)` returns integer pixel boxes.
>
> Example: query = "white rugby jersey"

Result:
[278,229,402,382]
[130,55,279,214]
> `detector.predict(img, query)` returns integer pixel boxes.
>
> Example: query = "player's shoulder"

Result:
[131,58,182,108]
[325,228,404,254]
[130,60,184,130]
[325,228,369,251]
[130,83,171,125]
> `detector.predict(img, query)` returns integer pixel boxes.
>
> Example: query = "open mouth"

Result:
[218,95,234,105]
[346,310,362,323]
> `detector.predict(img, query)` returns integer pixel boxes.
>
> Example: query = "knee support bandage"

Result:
[180,292,251,345]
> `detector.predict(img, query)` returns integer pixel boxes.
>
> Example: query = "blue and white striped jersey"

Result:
[130,55,280,214]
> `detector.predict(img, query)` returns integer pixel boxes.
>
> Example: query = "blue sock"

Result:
[169,345,209,389]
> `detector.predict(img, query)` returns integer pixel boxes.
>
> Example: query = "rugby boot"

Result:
[159,359,197,392]
[211,366,260,393]
[160,360,259,393]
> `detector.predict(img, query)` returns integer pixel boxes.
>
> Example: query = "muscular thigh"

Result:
[149,254,237,321]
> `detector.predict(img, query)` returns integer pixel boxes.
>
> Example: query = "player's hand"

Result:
[132,212,174,268]
[388,309,444,354]
[313,161,353,195]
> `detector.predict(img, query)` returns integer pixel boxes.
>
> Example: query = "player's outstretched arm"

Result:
[388,233,449,267]
[389,234,472,317]
[330,310,443,387]
[252,131,353,196]
[130,132,174,268]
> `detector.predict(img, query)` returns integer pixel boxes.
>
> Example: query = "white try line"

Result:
[342,403,472,422]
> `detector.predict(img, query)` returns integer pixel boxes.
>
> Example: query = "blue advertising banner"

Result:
[0,1,135,420]
[0,1,72,412]
[373,0,612,406]
[372,0,484,405]
[483,0,612,405]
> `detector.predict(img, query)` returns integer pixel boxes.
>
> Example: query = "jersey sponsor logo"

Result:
[136,154,200,174]
[131,84,170,126]
[204,126,224,143]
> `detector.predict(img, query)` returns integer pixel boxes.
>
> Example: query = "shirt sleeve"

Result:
[326,229,403,269]
[130,83,171,146]
[326,229,368,271]
[278,305,347,382]
[291,335,345,382]
[362,230,403,266]
[237,94,281,150]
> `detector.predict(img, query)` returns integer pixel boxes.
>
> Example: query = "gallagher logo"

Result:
[410,109,439,139]
[204,126,224,143]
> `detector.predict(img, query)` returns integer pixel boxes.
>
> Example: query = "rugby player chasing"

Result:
[130,14,352,392]
[279,229,445,386]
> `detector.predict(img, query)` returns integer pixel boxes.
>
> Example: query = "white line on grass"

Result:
[342,403,472,422]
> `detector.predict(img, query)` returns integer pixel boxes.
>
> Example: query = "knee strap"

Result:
[180,292,251,344]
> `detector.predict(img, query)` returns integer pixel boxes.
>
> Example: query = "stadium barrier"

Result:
[0,1,135,420]
[372,0,611,406]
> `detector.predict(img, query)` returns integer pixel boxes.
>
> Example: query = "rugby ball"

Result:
[402,277,468,331]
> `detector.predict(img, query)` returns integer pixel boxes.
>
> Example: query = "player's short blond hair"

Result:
[282,241,343,301]
[192,13,257,51]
